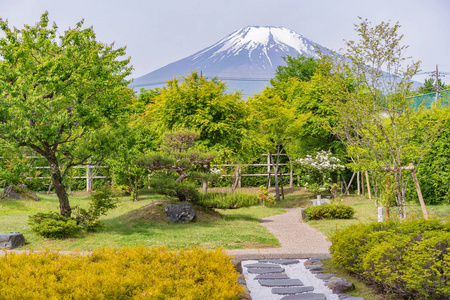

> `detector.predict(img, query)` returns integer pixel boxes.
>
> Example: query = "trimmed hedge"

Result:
[304,204,355,220]
[0,247,245,299]
[330,220,450,299]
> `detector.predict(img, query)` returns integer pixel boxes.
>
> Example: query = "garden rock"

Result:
[0,232,25,249]
[327,277,355,294]
[3,185,39,201]
[165,204,196,223]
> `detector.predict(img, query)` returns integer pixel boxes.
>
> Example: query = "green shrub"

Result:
[330,220,450,299]
[198,192,259,208]
[304,204,355,220]
[28,212,82,239]
[73,184,117,232]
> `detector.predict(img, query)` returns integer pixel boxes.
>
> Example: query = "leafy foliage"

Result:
[412,121,450,204]
[0,247,245,299]
[330,220,450,299]
[322,18,447,220]
[304,204,355,220]
[0,12,133,217]
[73,184,118,231]
[28,212,82,239]
[149,172,200,203]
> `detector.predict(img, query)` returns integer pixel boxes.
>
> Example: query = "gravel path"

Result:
[227,207,332,260]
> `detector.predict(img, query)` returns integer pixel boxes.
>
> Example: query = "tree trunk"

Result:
[202,180,208,194]
[231,163,241,192]
[48,156,71,217]
[272,150,281,202]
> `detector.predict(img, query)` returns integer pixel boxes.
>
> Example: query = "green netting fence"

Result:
[408,89,450,110]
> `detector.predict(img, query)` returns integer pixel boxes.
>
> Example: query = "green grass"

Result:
[306,195,450,237]
[0,191,286,250]
[321,259,385,300]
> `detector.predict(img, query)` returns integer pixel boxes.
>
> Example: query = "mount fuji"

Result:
[130,26,331,96]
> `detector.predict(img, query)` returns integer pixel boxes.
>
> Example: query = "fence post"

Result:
[86,165,92,192]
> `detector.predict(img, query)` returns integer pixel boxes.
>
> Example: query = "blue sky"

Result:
[1,0,449,84]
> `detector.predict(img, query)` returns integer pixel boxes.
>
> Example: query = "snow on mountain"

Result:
[130,26,330,96]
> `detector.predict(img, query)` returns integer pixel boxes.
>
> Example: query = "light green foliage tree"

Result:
[0,13,133,217]
[247,90,309,201]
[270,55,344,157]
[323,18,447,220]
[140,72,252,190]
[106,121,154,202]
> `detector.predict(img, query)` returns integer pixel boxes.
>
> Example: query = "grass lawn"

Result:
[305,195,450,237]
[0,190,286,250]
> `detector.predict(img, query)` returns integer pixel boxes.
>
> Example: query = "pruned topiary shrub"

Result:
[304,204,355,220]
[0,247,245,299]
[330,220,450,299]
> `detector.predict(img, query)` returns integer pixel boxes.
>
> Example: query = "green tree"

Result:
[141,71,252,190]
[272,55,318,83]
[323,18,447,220]
[0,13,133,217]
[247,90,309,200]
[415,78,448,95]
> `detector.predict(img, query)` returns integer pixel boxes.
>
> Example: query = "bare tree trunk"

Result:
[202,180,208,194]
[231,163,241,192]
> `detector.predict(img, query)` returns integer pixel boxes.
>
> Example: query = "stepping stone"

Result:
[305,264,323,269]
[247,267,285,274]
[255,273,290,280]
[272,286,314,295]
[280,293,327,300]
[260,259,299,265]
[259,279,303,287]
[244,263,281,268]
[316,273,336,280]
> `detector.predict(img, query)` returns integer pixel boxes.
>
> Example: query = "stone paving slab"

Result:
[316,273,336,280]
[255,273,290,280]
[280,293,327,300]
[260,259,300,265]
[259,279,304,287]
[244,263,282,268]
[272,286,315,295]
[247,267,285,274]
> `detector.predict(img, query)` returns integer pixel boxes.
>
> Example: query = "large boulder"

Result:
[327,276,355,294]
[165,204,196,223]
[3,185,39,201]
[0,232,25,249]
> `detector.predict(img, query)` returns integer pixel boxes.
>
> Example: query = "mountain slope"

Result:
[130,26,330,96]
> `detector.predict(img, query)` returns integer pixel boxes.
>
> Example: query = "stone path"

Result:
[228,208,332,260]
[227,208,364,299]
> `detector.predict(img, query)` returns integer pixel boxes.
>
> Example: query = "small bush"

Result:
[74,184,117,232]
[304,204,355,220]
[330,220,450,299]
[198,192,260,208]
[0,247,245,299]
[28,212,82,239]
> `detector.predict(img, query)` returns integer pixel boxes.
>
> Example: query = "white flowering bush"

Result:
[295,150,345,191]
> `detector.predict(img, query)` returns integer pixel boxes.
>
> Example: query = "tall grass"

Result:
[197,192,260,208]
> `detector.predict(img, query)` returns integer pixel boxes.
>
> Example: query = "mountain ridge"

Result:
[130,26,329,95]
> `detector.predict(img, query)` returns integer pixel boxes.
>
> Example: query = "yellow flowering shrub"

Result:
[0,247,245,299]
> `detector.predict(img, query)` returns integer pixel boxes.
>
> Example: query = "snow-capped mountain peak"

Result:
[130,26,329,95]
